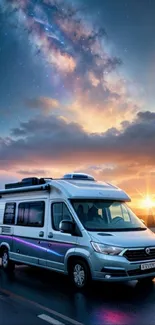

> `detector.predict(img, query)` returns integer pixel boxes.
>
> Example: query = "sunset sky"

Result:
[0,0,155,213]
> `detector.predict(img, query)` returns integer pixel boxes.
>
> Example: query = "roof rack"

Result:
[0,183,50,196]
[0,173,95,196]
[0,177,52,196]
[4,177,49,190]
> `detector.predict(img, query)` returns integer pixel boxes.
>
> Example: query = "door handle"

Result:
[39,231,44,237]
[48,232,53,238]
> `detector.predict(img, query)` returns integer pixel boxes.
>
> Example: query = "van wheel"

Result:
[69,259,91,289]
[1,249,15,272]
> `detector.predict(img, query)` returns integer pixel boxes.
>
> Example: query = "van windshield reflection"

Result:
[71,200,146,231]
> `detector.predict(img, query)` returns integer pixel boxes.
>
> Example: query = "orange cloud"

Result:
[2,111,155,171]
[66,93,138,133]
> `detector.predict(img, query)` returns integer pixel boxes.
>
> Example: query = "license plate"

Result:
[141,262,155,271]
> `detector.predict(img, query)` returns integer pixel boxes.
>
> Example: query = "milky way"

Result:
[0,0,141,136]
[1,0,123,93]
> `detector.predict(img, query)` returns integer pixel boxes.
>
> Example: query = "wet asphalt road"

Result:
[1,266,155,325]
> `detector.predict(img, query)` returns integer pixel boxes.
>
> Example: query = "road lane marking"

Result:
[0,288,84,325]
[38,314,65,325]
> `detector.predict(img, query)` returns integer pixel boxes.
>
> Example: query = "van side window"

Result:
[52,203,72,231]
[3,202,16,224]
[17,201,45,227]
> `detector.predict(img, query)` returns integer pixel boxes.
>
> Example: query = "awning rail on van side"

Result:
[0,184,50,196]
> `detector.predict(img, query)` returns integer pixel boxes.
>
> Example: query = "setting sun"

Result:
[142,196,154,209]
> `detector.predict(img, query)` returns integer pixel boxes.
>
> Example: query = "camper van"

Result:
[0,173,155,289]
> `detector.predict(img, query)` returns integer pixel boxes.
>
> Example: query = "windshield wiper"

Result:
[109,227,147,232]
[125,227,147,231]
[86,228,111,231]
[87,227,147,232]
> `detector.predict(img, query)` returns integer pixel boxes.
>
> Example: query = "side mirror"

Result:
[59,220,74,234]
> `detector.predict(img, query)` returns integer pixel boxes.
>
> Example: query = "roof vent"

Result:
[62,173,95,181]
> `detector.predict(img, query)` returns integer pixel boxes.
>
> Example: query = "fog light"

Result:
[105,274,111,279]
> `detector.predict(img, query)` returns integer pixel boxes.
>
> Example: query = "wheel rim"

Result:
[73,264,85,287]
[2,252,8,268]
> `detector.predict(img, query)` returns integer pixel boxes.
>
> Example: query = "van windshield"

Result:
[71,200,146,231]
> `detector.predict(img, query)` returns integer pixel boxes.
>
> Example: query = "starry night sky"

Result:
[0,0,155,211]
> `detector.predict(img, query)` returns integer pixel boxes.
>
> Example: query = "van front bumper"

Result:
[93,268,155,282]
[90,252,155,281]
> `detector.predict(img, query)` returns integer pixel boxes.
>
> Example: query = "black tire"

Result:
[68,259,91,289]
[1,249,15,272]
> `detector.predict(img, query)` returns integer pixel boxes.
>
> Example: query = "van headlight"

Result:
[91,242,124,255]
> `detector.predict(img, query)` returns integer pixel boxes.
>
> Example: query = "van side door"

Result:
[12,199,48,266]
[45,201,78,272]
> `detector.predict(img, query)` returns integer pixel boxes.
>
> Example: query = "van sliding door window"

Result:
[3,202,16,224]
[17,201,45,227]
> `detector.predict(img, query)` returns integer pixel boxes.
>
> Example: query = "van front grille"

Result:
[124,248,155,262]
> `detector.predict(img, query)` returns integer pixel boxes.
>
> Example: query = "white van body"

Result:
[0,174,155,289]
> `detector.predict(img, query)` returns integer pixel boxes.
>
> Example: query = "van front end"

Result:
[88,245,155,282]
[71,198,155,287]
